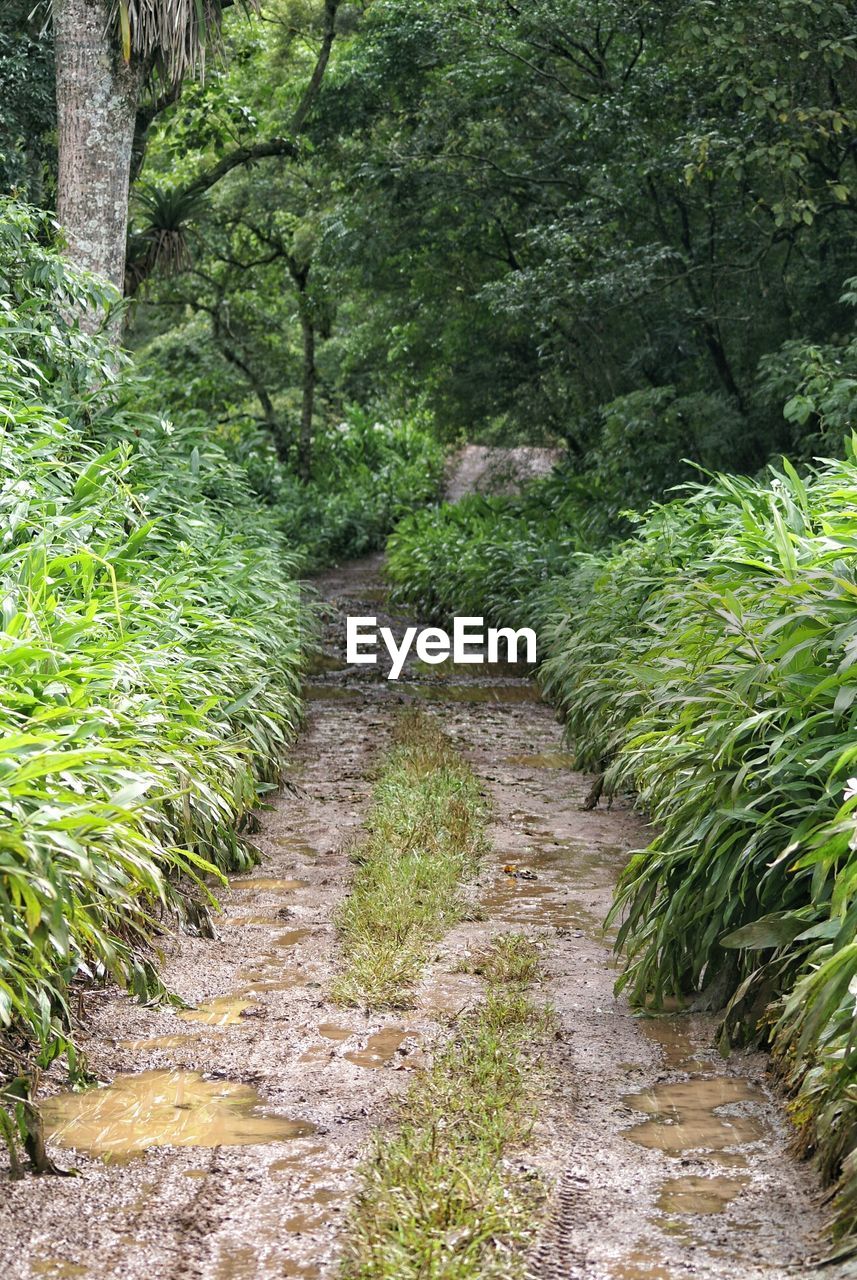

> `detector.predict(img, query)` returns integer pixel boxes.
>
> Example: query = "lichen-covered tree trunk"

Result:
[53,0,141,318]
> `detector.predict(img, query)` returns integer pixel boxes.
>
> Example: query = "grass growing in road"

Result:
[342,934,554,1280]
[333,711,487,1008]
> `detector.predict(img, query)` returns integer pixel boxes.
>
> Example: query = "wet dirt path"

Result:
[0,555,833,1280]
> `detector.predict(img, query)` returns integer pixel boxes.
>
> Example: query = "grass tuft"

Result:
[342,934,554,1280]
[332,711,487,1008]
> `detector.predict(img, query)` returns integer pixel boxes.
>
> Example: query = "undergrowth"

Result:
[0,202,305,1169]
[386,469,598,628]
[332,710,487,1008]
[233,409,446,570]
[342,934,554,1280]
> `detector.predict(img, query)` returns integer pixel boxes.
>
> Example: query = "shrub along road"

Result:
[0,555,834,1280]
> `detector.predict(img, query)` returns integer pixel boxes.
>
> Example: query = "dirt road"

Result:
[0,555,831,1280]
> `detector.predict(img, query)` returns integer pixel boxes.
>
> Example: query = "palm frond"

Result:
[111,0,260,86]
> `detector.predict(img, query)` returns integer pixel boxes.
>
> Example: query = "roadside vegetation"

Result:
[342,934,554,1280]
[333,711,486,1008]
[387,475,592,631]
[0,202,308,1163]
[387,447,857,1249]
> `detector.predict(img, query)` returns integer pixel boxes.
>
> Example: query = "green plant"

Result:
[386,470,595,627]
[0,200,305,1169]
[272,407,445,568]
[342,934,553,1280]
[332,710,487,1008]
[534,450,857,1250]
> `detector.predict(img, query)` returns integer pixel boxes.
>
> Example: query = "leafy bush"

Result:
[386,469,596,626]
[167,404,444,570]
[582,385,755,526]
[0,202,304,1154]
[272,409,444,567]
[757,330,857,461]
[535,452,857,1249]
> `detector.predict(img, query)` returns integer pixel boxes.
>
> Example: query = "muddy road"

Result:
[0,555,833,1280]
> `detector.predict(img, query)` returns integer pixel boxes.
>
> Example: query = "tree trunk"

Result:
[298,308,316,482]
[53,0,141,324]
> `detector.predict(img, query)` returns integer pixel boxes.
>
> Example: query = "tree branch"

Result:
[290,0,340,135]
[181,138,300,200]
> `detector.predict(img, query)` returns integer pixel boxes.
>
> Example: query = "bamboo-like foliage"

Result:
[386,478,595,627]
[0,201,304,1163]
[534,457,857,1252]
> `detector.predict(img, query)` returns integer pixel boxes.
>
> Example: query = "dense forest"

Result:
[4,2,857,1277]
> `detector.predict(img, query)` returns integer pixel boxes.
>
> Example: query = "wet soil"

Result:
[0,554,834,1280]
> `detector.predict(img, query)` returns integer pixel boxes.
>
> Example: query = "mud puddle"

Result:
[229,877,308,892]
[179,995,257,1026]
[30,1264,86,1279]
[344,1028,408,1069]
[623,1076,765,1155]
[42,1071,315,1159]
[318,1024,352,1042]
[657,1173,750,1215]
[480,836,626,936]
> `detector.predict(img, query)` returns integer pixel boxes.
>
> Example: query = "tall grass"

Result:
[0,202,305,1164]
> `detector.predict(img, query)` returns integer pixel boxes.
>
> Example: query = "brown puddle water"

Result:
[211,1147,346,1278]
[613,1012,776,1274]
[215,1244,319,1279]
[657,1173,750,1215]
[41,1070,315,1158]
[318,1023,353,1042]
[299,1044,334,1066]
[268,1144,327,1174]
[609,1251,674,1280]
[283,1188,341,1233]
[179,994,256,1026]
[241,974,306,995]
[623,1076,765,1155]
[480,840,626,934]
[637,1015,715,1073]
[30,1263,87,1279]
[273,928,314,948]
[344,1028,408,1069]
